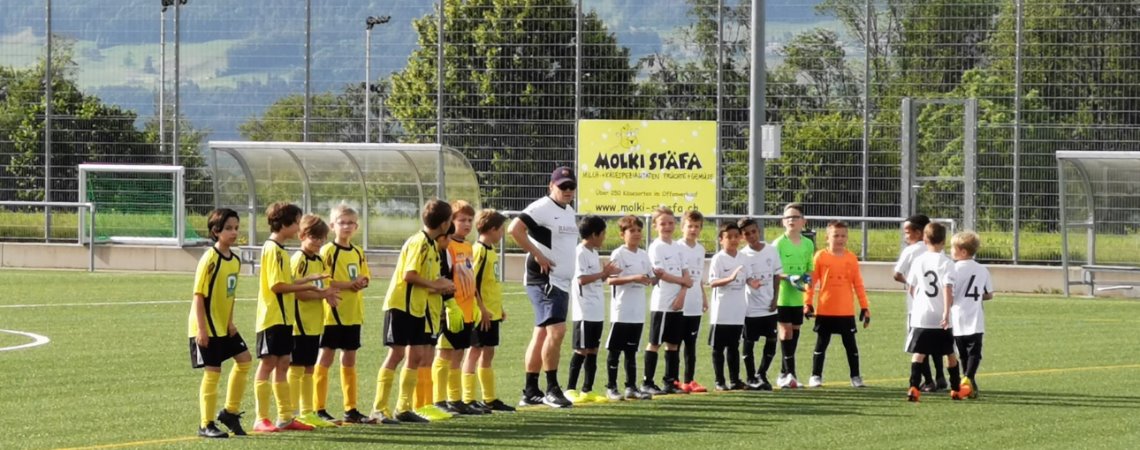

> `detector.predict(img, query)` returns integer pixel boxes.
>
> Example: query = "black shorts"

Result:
[648,311,685,346]
[291,335,321,366]
[708,324,743,348]
[320,324,362,351]
[955,333,984,361]
[606,322,644,352]
[527,284,569,327]
[472,320,501,348]
[683,315,702,345]
[440,322,475,350]
[384,308,427,347]
[572,320,604,350]
[813,316,858,335]
[743,315,778,342]
[256,325,294,358]
[907,327,956,356]
[777,306,805,325]
[189,333,248,369]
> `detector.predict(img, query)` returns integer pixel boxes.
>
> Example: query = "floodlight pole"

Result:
[160,1,171,158]
[173,0,187,166]
[365,15,390,144]
[44,0,53,241]
[747,0,765,216]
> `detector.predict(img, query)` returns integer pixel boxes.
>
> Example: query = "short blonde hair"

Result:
[952,231,981,257]
[651,206,674,226]
[330,204,358,224]
[299,214,329,240]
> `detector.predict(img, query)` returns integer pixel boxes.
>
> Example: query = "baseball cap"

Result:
[551,166,576,187]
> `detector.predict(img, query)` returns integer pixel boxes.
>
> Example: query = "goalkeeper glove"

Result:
[803,304,815,320]
[860,308,870,327]
[788,275,808,292]
[444,299,463,333]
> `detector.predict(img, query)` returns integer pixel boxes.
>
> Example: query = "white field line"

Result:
[0,329,51,351]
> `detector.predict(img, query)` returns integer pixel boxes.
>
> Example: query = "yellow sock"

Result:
[224,360,251,414]
[415,367,432,409]
[341,366,358,411]
[477,367,496,403]
[396,367,418,413]
[462,372,478,403]
[255,380,271,421]
[372,367,396,415]
[314,365,330,412]
[431,357,449,404]
[287,366,304,417]
[273,381,293,423]
[200,371,221,428]
[448,367,462,402]
[300,373,315,415]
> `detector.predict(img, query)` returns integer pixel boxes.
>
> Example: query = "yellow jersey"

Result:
[257,240,295,332]
[291,250,327,337]
[320,242,371,326]
[188,246,241,338]
[473,240,502,320]
[383,231,439,320]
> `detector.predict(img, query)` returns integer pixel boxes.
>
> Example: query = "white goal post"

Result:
[78,164,186,246]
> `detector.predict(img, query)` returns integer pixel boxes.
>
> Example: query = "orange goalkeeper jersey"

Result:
[805,249,869,317]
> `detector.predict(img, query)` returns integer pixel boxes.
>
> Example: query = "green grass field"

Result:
[2,269,1139,449]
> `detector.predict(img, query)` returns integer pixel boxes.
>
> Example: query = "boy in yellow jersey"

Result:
[372,200,455,423]
[465,209,517,411]
[314,205,377,424]
[253,202,325,433]
[189,208,250,438]
[289,215,340,428]
[411,226,460,421]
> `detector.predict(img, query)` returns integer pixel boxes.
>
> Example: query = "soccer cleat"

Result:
[198,421,229,439]
[729,380,748,391]
[543,386,573,408]
[467,401,494,414]
[686,381,709,393]
[920,381,937,393]
[714,382,730,392]
[850,376,866,388]
[808,375,823,388]
[395,410,430,423]
[447,401,484,415]
[961,377,978,399]
[216,409,247,436]
[583,391,609,403]
[935,377,949,392]
[606,387,625,401]
[435,401,460,415]
[662,382,686,395]
[950,390,964,400]
[756,380,774,391]
[564,389,582,402]
[253,419,281,433]
[746,378,762,390]
[297,412,338,428]
[416,404,454,421]
[344,408,378,424]
[641,383,666,396]
[482,399,517,412]
[907,387,921,402]
[316,409,338,423]
[368,411,401,425]
[785,375,800,389]
[518,388,545,407]
[624,386,652,400]
[776,373,789,388]
[278,419,315,431]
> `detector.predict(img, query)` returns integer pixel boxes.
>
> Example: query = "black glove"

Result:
[804,304,815,320]
[860,308,870,327]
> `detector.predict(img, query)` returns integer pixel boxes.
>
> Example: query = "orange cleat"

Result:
[279,419,315,431]
[687,381,708,393]
[907,387,921,402]
[950,390,964,401]
[252,419,280,433]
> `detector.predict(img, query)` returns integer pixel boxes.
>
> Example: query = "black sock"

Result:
[841,332,860,378]
[606,351,620,389]
[643,350,658,386]
[726,342,741,383]
[567,352,585,390]
[948,364,961,391]
[790,329,801,376]
[525,372,540,392]
[742,340,757,380]
[781,339,797,377]
[812,333,831,377]
[933,356,945,381]
[920,358,933,384]
[624,349,637,388]
[759,338,777,381]
[712,346,726,384]
[910,362,923,388]
[545,369,559,392]
[683,341,697,383]
[583,354,598,392]
[664,350,680,384]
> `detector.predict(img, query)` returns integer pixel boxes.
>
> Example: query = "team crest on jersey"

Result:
[315,279,325,289]
[493,261,501,281]
[226,274,237,296]
[348,263,359,280]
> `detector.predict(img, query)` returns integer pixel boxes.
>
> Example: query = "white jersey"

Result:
[951,259,993,336]
[894,242,927,314]
[906,250,957,329]
[518,196,578,292]
[678,240,706,317]
[649,238,686,312]
[740,242,781,318]
[571,243,606,322]
[708,251,751,325]
[609,246,652,324]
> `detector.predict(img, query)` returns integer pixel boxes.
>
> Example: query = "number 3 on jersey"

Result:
[923,270,939,297]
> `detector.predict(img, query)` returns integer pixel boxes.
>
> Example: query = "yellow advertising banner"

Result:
[577,120,718,215]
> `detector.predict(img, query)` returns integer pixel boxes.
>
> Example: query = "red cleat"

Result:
[687,381,708,393]
[252,419,280,433]
[280,419,315,431]
[907,387,921,402]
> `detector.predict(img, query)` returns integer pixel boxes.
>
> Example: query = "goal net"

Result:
[78,164,198,245]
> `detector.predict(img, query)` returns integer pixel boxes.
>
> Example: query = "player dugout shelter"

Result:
[1057,151,1140,296]
[208,141,481,249]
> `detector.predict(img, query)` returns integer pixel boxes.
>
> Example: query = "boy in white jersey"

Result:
[676,210,709,393]
[566,215,621,403]
[604,215,655,401]
[950,231,993,399]
[738,217,782,391]
[708,223,761,391]
[904,223,966,402]
[644,207,692,396]
[893,214,942,391]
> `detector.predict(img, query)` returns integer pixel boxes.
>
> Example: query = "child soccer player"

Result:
[566,215,620,403]
[893,215,942,391]
[431,201,486,415]
[315,205,376,424]
[413,226,464,421]
[465,209,516,412]
[189,208,251,438]
[677,210,709,393]
[253,202,322,432]
[738,217,782,391]
[803,221,870,388]
[904,222,966,401]
[951,231,993,399]
[372,199,455,423]
[289,215,340,428]
[644,207,691,396]
[772,203,815,389]
[708,223,761,391]
[604,215,655,401]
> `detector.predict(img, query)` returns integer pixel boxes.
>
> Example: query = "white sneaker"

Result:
[785,374,800,389]
[850,376,865,388]
[776,374,789,388]
[808,375,823,388]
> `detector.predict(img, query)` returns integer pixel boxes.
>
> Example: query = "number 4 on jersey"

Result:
[963,275,981,301]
